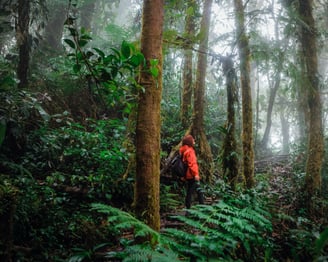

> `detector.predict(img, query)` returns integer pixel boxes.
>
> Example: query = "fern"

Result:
[91,203,185,261]
[92,203,160,243]
[91,189,273,262]
[163,191,273,261]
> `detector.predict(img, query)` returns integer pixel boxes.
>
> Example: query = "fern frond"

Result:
[91,203,160,244]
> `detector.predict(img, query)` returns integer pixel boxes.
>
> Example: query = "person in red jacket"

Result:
[179,134,204,209]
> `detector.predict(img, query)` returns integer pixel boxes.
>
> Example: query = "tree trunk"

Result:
[42,3,66,51]
[190,0,214,183]
[181,0,196,128]
[298,0,324,200]
[134,0,164,231]
[279,104,290,154]
[17,0,30,88]
[233,0,255,189]
[222,56,239,190]
[261,70,281,151]
[80,1,96,31]
[261,7,285,153]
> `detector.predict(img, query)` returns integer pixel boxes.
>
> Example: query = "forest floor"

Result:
[159,154,320,260]
[160,154,294,229]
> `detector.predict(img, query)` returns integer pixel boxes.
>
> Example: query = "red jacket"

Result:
[179,145,200,180]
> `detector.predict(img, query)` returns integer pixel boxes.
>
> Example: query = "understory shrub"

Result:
[22,118,134,204]
[90,189,273,262]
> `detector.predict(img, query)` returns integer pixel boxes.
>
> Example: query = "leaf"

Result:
[315,228,328,255]
[110,47,121,59]
[78,39,88,47]
[129,54,144,67]
[186,6,195,16]
[150,67,159,78]
[93,48,105,59]
[35,104,50,121]
[73,64,82,73]
[121,40,131,59]
[86,51,94,58]
[68,27,78,37]
[64,39,76,49]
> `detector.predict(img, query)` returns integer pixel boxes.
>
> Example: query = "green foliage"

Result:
[68,243,109,262]
[64,22,145,111]
[315,228,328,261]
[90,189,273,262]
[160,185,181,212]
[0,86,49,159]
[91,203,182,262]
[164,191,273,261]
[22,118,133,204]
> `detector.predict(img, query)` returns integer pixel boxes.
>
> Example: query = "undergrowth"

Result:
[88,189,273,262]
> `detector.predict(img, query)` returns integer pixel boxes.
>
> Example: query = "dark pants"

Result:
[185,179,204,209]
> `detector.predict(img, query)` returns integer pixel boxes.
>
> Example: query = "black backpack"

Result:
[171,153,188,177]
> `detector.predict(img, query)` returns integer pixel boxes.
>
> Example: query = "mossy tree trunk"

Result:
[134,0,164,231]
[17,0,30,88]
[181,0,197,128]
[222,56,239,190]
[298,0,324,201]
[233,0,255,189]
[190,0,214,183]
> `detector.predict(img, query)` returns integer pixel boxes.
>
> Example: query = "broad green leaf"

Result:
[150,67,159,78]
[78,39,88,47]
[121,40,131,59]
[64,39,76,49]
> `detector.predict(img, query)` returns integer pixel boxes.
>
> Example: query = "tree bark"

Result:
[298,0,324,199]
[181,0,196,128]
[17,0,30,88]
[233,0,255,189]
[134,0,164,231]
[42,3,66,51]
[190,0,214,183]
[222,56,239,190]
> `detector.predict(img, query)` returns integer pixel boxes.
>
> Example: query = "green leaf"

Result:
[186,6,195,16]
[121,40,131,59]
[68,27,78,37]
[73,64,82,73]
[64,39,76,49]
[129,54,144,67]
[78,39,88,47]
[150,67,159,78]
[150,59,159,66]
[315,228,328,255]
[93,48,105,58]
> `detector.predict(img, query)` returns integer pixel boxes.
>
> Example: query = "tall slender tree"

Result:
[42,2,67,51]
[181,0,197,128]
[190,0,214,183]
[17,0,30,88]
[298,0,324,202]
[134,0,164,231]
[222,56,239,190]
[233,0,255,188]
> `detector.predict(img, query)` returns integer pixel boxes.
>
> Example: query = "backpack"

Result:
[171,153,188,177]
